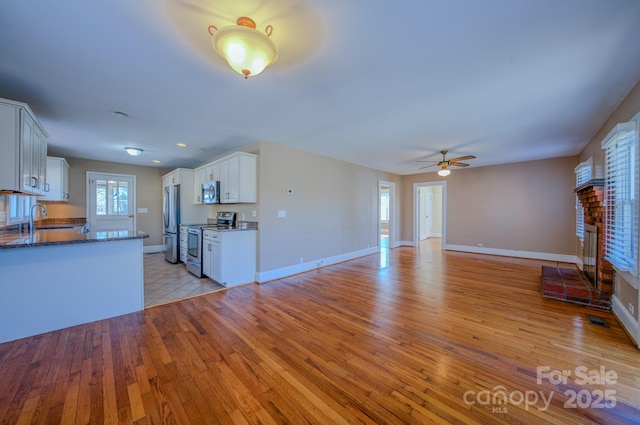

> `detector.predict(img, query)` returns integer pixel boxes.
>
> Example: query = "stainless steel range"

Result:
[186,212,237,277]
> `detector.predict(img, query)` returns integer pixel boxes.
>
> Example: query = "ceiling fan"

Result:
[417,150,476,176]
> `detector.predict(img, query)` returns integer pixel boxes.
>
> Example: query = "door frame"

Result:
[86,171,137,232]
[413,181,447,247]
[378,180,396,249]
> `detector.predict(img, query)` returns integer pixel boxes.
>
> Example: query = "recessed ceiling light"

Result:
[111,110,129,118]
[152,160,161,163]
[176,142,188,148]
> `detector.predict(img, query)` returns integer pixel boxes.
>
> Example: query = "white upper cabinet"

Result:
[219,152,257,203]
[205,162,220,182]
[40,156,70,202]
[193,167,206,204]
[0,97,48,195]
[162,170,180,188]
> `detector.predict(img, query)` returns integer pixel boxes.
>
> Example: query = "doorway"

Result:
[378,180,396,250]
[87,172,136,232]
[413,181,446,248]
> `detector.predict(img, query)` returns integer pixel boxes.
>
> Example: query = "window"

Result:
[574,158,592,238]
[602,120,639,275]
[95,179,129,216]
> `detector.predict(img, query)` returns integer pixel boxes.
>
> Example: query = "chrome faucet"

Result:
[29,203,48,233]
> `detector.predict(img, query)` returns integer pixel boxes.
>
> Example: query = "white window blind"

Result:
[601,121,639,275]
[574,159,592,238]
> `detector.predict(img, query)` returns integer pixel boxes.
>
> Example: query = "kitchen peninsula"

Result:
[0,227,147,343]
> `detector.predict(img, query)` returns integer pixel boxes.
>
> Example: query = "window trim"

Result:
[574,158,592,239]
[601,119,639,276]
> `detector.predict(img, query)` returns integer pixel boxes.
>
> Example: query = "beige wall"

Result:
[43,157,170,246]
[577,80,640,334]
[401,157,577,255]
[253,141,399,272]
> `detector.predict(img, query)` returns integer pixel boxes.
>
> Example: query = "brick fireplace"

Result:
[541,179,613,309]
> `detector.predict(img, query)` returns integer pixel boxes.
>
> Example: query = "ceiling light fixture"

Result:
[125,147,143,156]
[176,142,188,148]
[438,168,451,177]
[208,17,278,79]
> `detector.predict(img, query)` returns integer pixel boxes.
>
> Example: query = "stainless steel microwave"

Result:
[202,181,220,204]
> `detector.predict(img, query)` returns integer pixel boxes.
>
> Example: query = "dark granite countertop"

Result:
[0,227,148,249]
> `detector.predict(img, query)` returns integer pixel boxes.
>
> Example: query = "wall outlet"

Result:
[299,257,304,264]
[278,210,286,218]
[477,243,484,247]
[252,210,257,217]
[628,303,635,316]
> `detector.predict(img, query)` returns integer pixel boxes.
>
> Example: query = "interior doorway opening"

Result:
[378,180,395,251]
[413,181,446,250]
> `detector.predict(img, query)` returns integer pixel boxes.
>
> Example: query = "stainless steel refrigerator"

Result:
[163,185,180,263]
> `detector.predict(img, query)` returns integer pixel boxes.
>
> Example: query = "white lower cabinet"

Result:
[203,229,256,287]
[179,225,188,263]
[203,230,213,277]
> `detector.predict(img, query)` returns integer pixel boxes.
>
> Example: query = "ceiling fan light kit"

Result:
[418,150,476,176]
[125,147,143,156]
[208,17,278,79]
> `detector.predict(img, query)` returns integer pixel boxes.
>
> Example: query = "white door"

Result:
[87,172,136,232]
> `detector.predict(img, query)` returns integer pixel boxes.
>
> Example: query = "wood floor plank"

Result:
[1,242,639,424]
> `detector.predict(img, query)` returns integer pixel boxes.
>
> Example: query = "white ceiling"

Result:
[1,0,640,174]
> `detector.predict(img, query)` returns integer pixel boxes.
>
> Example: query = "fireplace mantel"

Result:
[574,178,604,193]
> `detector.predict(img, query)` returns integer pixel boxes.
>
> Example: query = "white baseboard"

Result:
[143,245,164,254]
[429,232,442,238]
[612,295,639,347]
[398,240,415,247]
[443,244,580,264]
[257,247,378,283]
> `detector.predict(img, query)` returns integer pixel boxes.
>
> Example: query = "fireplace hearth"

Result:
[540,179,612,309]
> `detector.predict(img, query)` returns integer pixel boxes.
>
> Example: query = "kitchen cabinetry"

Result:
[0,97,48,194]
[219,152,257,203]
[202,229,256,287]
[40,157,70,201]
[193,167,206,204]
[162,170,180,188]
[205,162,219,182]
[203,230,214,277]
[179,225,188,263]
[161,168,208,225]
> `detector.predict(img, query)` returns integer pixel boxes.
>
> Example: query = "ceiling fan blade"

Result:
[448,155,476,162]
[416,160,439,163]
[449,161,470,167]
[419,164,438,169]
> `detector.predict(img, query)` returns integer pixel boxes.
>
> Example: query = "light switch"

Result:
[137,208,148,214]
[277,210,286,218]
[0,211,5,223]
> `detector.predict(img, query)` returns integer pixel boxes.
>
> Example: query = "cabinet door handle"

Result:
[45,183,50,192]
[208,243,212,251]
[31,177,38,188]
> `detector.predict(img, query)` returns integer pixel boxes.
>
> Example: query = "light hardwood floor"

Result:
[0,240,638,424]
